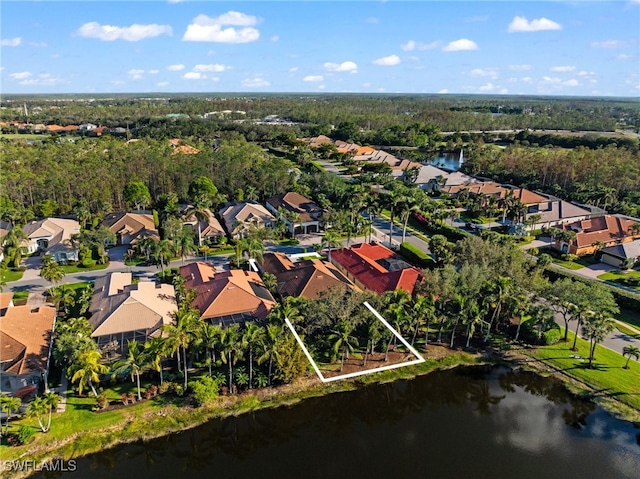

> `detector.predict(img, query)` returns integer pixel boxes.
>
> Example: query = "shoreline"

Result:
[4,346,639,478]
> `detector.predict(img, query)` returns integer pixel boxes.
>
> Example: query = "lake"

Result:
[427,151,464,171]
[37,366,640,479]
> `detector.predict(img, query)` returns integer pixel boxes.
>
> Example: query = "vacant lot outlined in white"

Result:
[284,301,425,383]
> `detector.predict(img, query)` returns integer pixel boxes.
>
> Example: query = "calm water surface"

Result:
[37,367,640,479]
[427,151,464,171]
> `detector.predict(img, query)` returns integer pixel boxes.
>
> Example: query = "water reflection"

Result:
[35,367,639,479]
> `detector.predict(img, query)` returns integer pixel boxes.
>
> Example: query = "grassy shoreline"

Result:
[3,344,639,478]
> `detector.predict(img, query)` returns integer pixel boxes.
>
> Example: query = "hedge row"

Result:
[544,266,640,311]
[399,242,433,269]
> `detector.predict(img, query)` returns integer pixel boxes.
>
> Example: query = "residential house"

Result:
[441,181,509,198]
[218,201,276,239]
[103,211,159,246]
[599,239,640,269]
[170,139,200,155]
[554,215,640,255]
[330,242,421,295]
[0,304,56,395]
[266,192,323,235]
[0,292,14,316]
[88,272,177,359]
[260,252,359,300]
[180,262,276,326]
[304,135,334,148]
[180,205,225,244]
[22,217,81,262]
[412,165,476,191]
[524,195,592,230]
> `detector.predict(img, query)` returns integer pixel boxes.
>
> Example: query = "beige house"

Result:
[265,192,323,235]
[103,211,159,245]
[218,201,275,239]
[180,206,225,244]
[600,239,640,269]
[22,217,80,262]
[89,272,176,359]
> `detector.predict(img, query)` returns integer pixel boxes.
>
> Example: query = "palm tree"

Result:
[384,190,404,246]
[68,349,108,397]
[144,336,168,385]
[230,238,249,268]
[582,312,616,369]
[484,276,512,342]
[27,392,60,433]
[622,345,640,369]
[245,238,265,264]
[399,194,420,244]
[329,320,358,372]
[197,322,223,377]
[0,395,21,436]
[362,315,382,366]
[175,229,197,265]
[50,284,76,315]
[113,340,148,401]
[413,295,436,347]
[257,323,283,386]
[242,322,265,389]
[162,308,200,389]
[183,201,210,247]
[321,230,341,262]
[2,226,27,268]
[220,324,244,393]
[137,237,156,263]
[40,255,65,289]
[152,239,173,278]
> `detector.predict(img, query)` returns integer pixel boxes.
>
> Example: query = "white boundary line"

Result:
[283,301,425,383]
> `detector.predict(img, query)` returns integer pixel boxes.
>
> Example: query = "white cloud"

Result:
[19,73,64,86]
[324,61,358,72]
[184,72,206,80]
[590,40,626,49]
[128,69,145,80]
[563,79,579,87]
[157,81,169,87]
[167,64,185,71]
[550,65,575,72]
[242,77,270,88]
[401,40,440,51]
[508,64,531,71]
[470,67,499,79]
[76,22,172,41]
[148,69,159,75]
[521,77,533,83]
[183,12,260,43]
[443,39,478,52]
[28,41,48,47]
[372,54,401,66]
[363,82,372,88]
[303,75,324,82]
[617,53,633,60]
[578,71,595,76]
[194,63,230,72]
[111,80,125,85]
[10,71,32,80]
[508,16,562,33]
[271,35,279,42]
[479,82,496,92]
[318,85,325,90]
[1,37,22,47]
[289,67,299,73]
[438,89,449,94]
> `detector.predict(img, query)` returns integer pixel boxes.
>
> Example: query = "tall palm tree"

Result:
[582,312,615,369]
[484,276,512,342]
[40,255,65,289]
[162,308,200,389]
[183,201,210,247]
[174,229,197,265]
[50,284,76,315]
[137,237,156,262]
[144,336,169,385]
[384,189,403,246]
[27,392,60,433]
[242,322,265,389]
[68,349,108,397]
[153,239,173,278]
[220,324,244,393]
[113,340,148,401]
[257,323,283,386]
[622,345,640,369]
[0,395,21,436]
[412,295,436,347]
[2,225,27,268]
[197,322,223,377]
[321,230,341,262]
[329,320,358,372]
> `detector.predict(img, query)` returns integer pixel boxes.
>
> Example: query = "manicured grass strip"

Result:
[616,308,640,330]
[59,263,109,274]
[2,268,24,282]
[615,323,640,339]
[12,291,29,302]
[529,331,640,410]
[598,269,640,282]
[553,259,584,270]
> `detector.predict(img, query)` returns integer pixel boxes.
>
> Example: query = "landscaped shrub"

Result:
[528,247,539,256]
[189,376,220,407]
[96,392,108,409]
[561,253,579,262]
[543,328,562,345]
[17,425,35,445]
[157,382,172,395]
[399,242,432,268]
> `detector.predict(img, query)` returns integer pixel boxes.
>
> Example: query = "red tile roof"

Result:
[562,215,639,248]
[330,242,421,295]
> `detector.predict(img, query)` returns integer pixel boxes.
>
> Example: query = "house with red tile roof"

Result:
[260,252,359,300]
[554,215,640,255]
[180,263,276,326]
[329,242,421,295]
[0,304,56,395]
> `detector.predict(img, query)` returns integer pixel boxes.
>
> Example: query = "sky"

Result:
[1,0,639,96]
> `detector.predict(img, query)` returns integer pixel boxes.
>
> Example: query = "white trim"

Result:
[284,301,425,383]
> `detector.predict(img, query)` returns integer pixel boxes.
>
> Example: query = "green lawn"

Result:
[529,331,640,410]
[59,263,109,274]
[0,133,50,140]
[553,259,584,270]
[12,291,29,302]
[2,268,25,282]
[617,308,640,330]
[597,269,640,291]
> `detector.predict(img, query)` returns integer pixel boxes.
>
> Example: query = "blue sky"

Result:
[1,1,639,96]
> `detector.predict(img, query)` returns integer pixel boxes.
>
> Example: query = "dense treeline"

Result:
[2,94,638,135]
[462,144,640,216]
